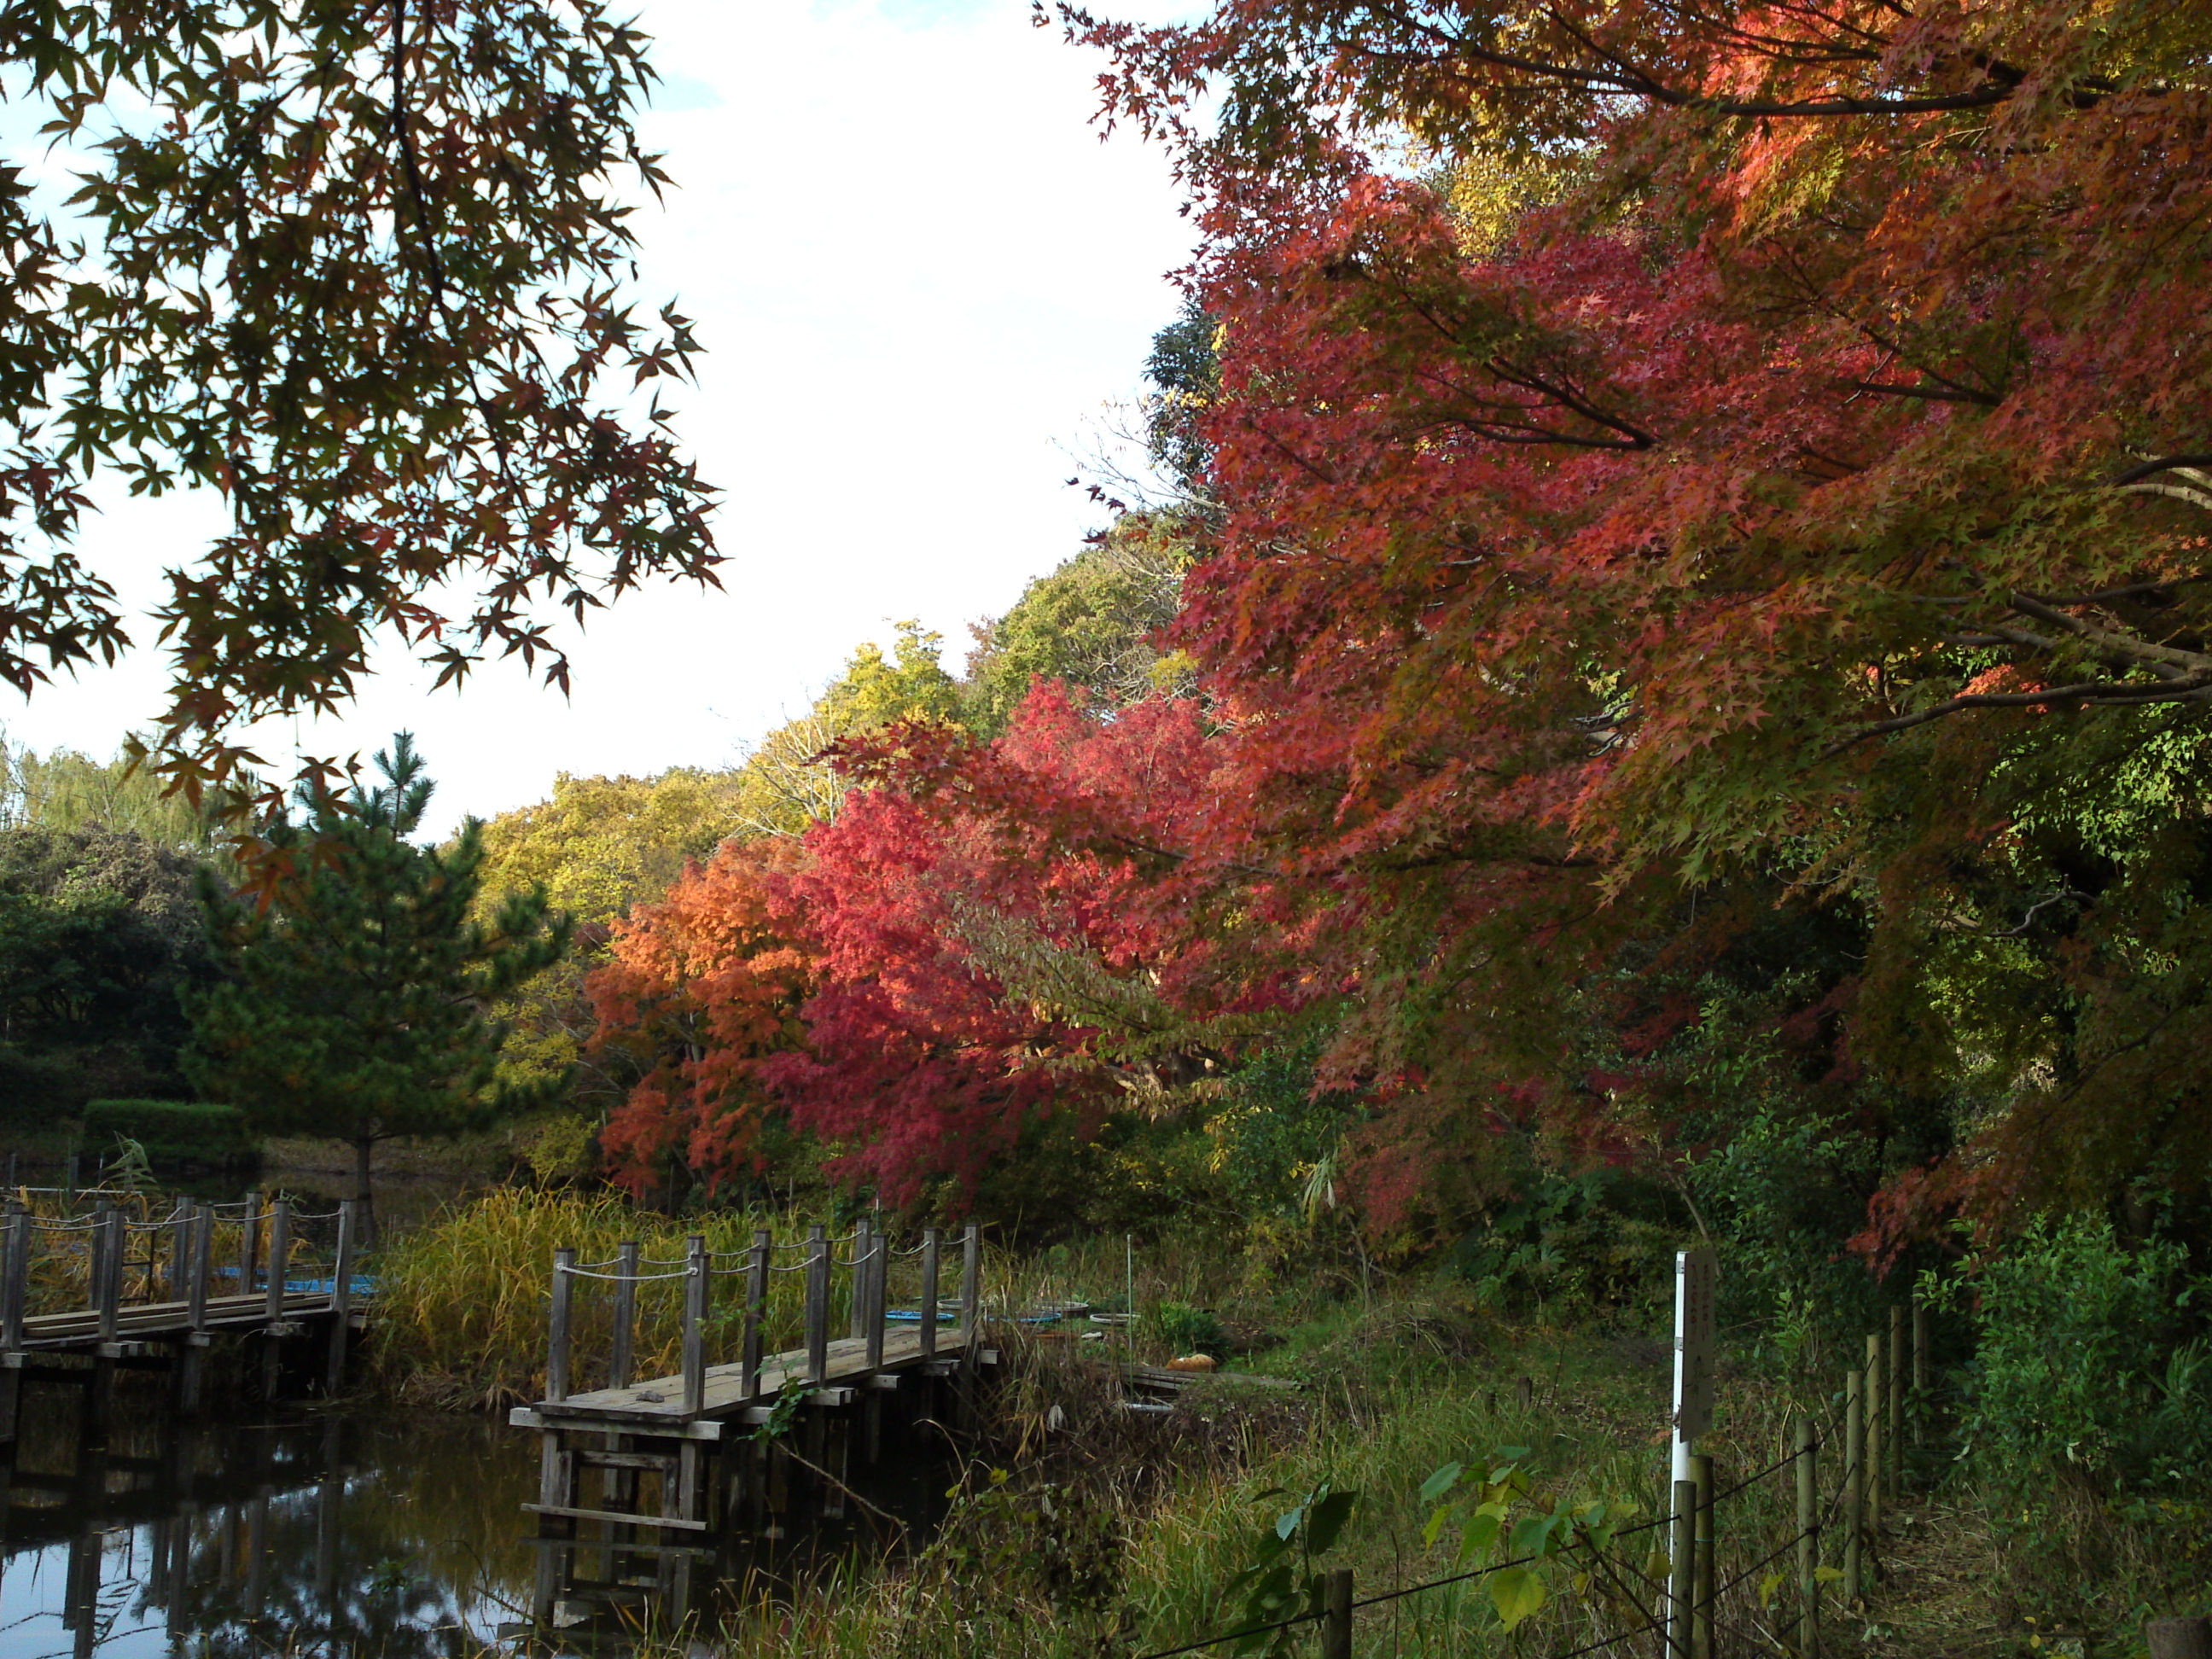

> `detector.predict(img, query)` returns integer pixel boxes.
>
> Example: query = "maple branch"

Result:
[1819,672,2212,759]
[2112,452,2212,486]
[2004,590,2212,677]
[1852,379,2000,406]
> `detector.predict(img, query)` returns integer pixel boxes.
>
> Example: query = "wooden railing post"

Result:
[325,1199,358,1393]
[919,1227,941,1359]
[264,1201,291,1322]
[741,1229,769,1399]
[168,1201,191,1302]
[1796,1412,1820,1659]
[1912,1295,1930,1447]
[1320,1566,1353,1659]
[187,1205,212,1335]
[849,1216,871,1342]
[608,1240,639,1391]
[682,1234,707,1417]
[242,1190,262,1294]
[960,1222,981,1343]
[804,1224,830,1384]
[1843,1368,1864,1602]
[864,1225,888,1370]
[1,1205,26,1355]
[95,1205,121,1340]
[547,1247,575,1404]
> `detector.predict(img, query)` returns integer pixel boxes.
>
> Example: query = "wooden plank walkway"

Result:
[517,1326,971,1430]
[15,1288,351,1349]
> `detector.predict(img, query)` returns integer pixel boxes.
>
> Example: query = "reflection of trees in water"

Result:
[0,1380,537,1659]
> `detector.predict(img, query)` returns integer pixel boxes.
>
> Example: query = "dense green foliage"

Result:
[187,736,568,1208]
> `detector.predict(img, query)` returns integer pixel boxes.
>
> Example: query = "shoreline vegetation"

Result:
[352,1190,2200,1659]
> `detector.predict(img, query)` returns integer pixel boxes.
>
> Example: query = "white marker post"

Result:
[1668,1248,1716,1655]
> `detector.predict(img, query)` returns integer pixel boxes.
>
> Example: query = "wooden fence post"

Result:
[1667,1477,1697,1659]
[1796,1412,1819,1659]
[805,1225,830,1384]
[169,1201,191,1302]
[1888,1304,1906,1493]
[1843,1369,1864,1602]
[1912,1295,1930,1447]
[1319,1566,1353,1659]
[682,1235,707,1416]
[609,1240,639,1391]
[1690,1452,1714,1659]
[1865,1330,1883,1527]
[919,1227,941,1360]
[547,1247,575,1404]
[2146,1618,2212,1659]
[741,1229,769,1398]
[325,1199,358,1394]
[187,1206,212,1335]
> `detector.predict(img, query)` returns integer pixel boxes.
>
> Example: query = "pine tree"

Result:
[187,735,570,1234]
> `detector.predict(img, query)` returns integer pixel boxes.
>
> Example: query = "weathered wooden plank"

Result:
[532,1327,974,1423]
[523,1501,709,1533]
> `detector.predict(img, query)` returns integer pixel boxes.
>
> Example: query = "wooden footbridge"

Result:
[511,1220,996,1627]
[0,1192,367,1439]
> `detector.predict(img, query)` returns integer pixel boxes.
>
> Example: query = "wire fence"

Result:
[1115,1301,1938,1659]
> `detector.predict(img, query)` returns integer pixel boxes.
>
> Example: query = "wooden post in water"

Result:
[1864,1330,1883,1530]
[741,1229,769,1398]
[848,1216,870,1342]
[179,1205,212,1415]
[682,1235,707,1417]
[325,1199,358,1394]
[1796,1412,1820,1659]
[1842,1368,1864,1602]
[546,1248,575,1404]
[1888,1304,1906,1493]
[261,1200,291,1400]
[804,1225,830,1384]
[919,1227,941,1360]
[608,1241,639,1390]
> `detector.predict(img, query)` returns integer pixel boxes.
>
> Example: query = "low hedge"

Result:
[81,1099,259,1168]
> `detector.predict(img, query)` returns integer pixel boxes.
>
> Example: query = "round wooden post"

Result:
[804,1225,830,1384]
[1865,1331,1883,1528]
[682,1235,707,1417]
[919,1228,941,1359]
[242,1190,262,1293]
[2147,1618,2212,1659]
[263,1201,291,1322]
[1843,1369,1865,1602]
[1912,1295,1930,1447]
[864,1226,888,1371]
[959,1222,981,1342]
[848,1216,871,1342]
[1690,1452,1715,1659]
[325,1199,358,1394]
[1888,1304,1906,1493]
[608,1240,639,1390]
[546,1247,575,1404]
[1796,1412,1819,1659]
[95,1206,122,1340]
[741,1229,769,1398]
[168,1201,191,1302]
[1320,1566,1353,1659]
[1667,1478,1697,1659]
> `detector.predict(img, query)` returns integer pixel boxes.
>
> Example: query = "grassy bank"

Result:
[373,1194,2209,1656]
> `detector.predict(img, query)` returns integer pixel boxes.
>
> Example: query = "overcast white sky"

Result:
[0,0,1199,837]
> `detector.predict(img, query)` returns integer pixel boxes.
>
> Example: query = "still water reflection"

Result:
[0,1371,952,1659]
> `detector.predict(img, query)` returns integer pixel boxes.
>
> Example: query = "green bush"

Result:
[1146,1301,1227,1357]
[80,1098,259,1169]
[1964,1214,2212,1494]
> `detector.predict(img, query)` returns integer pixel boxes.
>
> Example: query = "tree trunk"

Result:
[354,1138,377,1248]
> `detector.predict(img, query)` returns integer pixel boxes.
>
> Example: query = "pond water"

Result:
[0,1370,955,1659]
